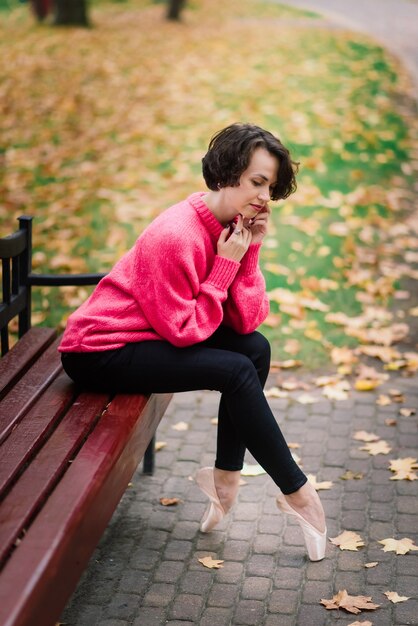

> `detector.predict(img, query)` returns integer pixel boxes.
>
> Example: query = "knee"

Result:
[245,331,271,366]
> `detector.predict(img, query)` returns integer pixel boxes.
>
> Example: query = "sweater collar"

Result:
[188,192,225,240]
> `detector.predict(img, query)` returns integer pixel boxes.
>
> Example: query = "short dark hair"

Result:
[202,123,299,200]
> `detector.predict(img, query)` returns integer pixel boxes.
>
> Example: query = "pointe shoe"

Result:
[195,467,225,533]
[276,492,327,561]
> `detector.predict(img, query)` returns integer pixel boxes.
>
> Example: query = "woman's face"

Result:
[223,147,279,221]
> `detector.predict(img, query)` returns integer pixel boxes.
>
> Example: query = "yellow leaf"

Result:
[172,421,189,431]
[241,463,266,476]
[384,591,410,603]
[354,379,382,391]
[329,530,365,551]
[307,474,333,491]
[359,441,391,456]
[198,556,224,569]
[378,538,418,555]
[353,431,380,442]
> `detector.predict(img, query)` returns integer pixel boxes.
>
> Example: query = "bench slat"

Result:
[0,327,56,401]
[0,337,62,444]
[0,390,110,567]
[0,372,76,498]
[0,392,172,626]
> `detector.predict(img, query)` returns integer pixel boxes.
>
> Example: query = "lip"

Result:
[249,203,264,212]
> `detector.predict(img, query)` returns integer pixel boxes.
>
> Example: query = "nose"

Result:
[258,187,270,202]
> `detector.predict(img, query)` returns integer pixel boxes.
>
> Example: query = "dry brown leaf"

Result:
[288,442,301,449]
[353,431,380,442]
[322,384,349,401]
[347,621,373,626]
[378,538,418,554]
[329,530,365,551]
[331,346,358,365]
[172,421,189,431]
[364,562,378,568]
[340,470,364,480]
[384,591,410,603]
[284,339,301,355]
[155,441,167,451]
[384,418,397,426]
[263,313,282,328]
[307,474,333,491]
[389,389,405,402]
[359,440,391,456]
[159,497,181,506]
[321,589,379,614]
[399,408,416,417]
[210,417,218,425]
[198,556,224,569]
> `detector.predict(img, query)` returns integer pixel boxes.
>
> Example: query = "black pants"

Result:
[61,326,307,494]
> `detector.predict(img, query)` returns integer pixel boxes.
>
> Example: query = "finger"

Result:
[218,226,229,243]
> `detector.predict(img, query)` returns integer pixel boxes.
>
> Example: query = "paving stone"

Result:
[253,533,281,554]
[132,607,167,626]
[246,554,275,577]
[233,599,265,625]
[301,579,334,604]
[142,583,176,607]
[104,593,141,620]
[180,570,212,594]
[268,589,299,613]
[163,539,193,561]
[222,540,251,561]
[208,583,239,607]
[153,560,184,583]
[169,593,204,621]
[296,603,327,626]
[394,598,418,625]
[199,607,234,626]
[241,576,271,600]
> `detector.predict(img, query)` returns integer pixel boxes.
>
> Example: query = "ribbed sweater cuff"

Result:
[206,255,240,291]
[240,243,262,274]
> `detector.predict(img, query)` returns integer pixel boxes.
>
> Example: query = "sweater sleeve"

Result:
[132,237,240,347]
[222,243,269,334]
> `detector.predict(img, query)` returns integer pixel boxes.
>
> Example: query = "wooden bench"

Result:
[0,216,172,626]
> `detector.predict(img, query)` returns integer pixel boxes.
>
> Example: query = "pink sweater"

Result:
[59,192,269,352]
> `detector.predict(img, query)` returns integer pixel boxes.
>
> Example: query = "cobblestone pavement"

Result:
[61,360,418,625]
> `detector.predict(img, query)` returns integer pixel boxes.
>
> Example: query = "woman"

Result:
[59,123,327,561]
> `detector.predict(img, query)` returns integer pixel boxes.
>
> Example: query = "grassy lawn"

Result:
[1,0,416,369]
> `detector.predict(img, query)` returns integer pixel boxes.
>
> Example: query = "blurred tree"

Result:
[54,0,89,25]
[30,0,53,20]
[167,0,185,21]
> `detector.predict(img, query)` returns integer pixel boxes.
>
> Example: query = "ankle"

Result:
[213,468,240,512]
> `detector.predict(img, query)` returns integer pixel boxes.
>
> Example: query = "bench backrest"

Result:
[0,217,105,357]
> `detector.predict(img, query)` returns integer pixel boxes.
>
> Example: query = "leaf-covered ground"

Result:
[1,0,417,367]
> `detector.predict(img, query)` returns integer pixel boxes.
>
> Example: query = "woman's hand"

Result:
[217,215,252,262]
[248,206,270,244]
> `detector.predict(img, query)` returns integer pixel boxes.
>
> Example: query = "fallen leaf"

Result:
[264,386,289,398]
[384,591,410,603]
[364,562,378,568]
[347,621,373,626]
[355,379,382,391]
[340,470,364,480]
[376,394,392,406]
[322,384,349,401]
[359,440,391,456]
[241,463,266,476]
[384,418,397,426]
[198,556,224,569]
[399,408,416,417]
[389,457,418,481]
[353,431,380,442]
[159,497,181,506]
[172,421,189,431]
[288,442,301,449]
[296,393,319,404]
[389,389,405,402]
[321,589,379,614]
[210,417,219,425]
[378,538,418,554]
[307,474,333,490]
[155,441,167,451]
[330,530,365,551]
